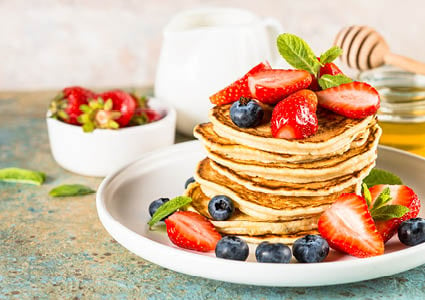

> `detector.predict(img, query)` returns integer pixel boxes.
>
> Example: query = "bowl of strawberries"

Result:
[46,86,176,177]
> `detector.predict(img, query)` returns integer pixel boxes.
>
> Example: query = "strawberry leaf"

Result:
[363,169,403,188]
[370,187,392,212]
[371,205,410,221]
[277,33,321,75]
[318,74,352,90]
[148,196,192,228]
[319,46,343,65]
[362,183,372,208]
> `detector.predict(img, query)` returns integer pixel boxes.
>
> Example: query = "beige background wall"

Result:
[0,0,424,91]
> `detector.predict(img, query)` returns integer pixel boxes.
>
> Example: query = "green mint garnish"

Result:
[277,33,321,75]
[366,186,410,221]
[362,183,372,208]
[318,74,353,90]
[371,205,410,221]
[148,196,192,228]
[49,184,95,197]
[0,168,46,185]
[363,168,403,188]
[319,46,343,65]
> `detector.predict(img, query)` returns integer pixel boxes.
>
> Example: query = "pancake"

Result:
[204,124,381,183]
[210,104,374,155]
[184,182,320,235]
[210,159,375,196]
[237,231,319,245]
[194,158,358,220]
[194,122,371,163]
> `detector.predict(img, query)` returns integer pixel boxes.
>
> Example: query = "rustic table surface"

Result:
[1,90,424,299]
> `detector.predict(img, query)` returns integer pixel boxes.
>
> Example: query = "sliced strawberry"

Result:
[209,62,271,105]
[271,89,318,139]
[318,62,343,78]
[369,185,420,243]
[248,69,312,105]
[165,211,222,252]
[318,193,384,258]
[98,90,137,127]
[316,82,380,118]
[50,86,96,125]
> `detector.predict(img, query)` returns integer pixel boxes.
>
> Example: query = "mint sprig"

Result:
[318,74,353,90]
[363,169,403,188]
[319,46,343,65]
[148,196,192,228]
[362,185,410,222]
[277,33,321,75]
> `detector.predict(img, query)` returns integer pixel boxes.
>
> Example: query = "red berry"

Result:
[209,62,271,105]
[318,193,384,258]
[369,185,420,243]
[316,81,380,118]
[271,89,318,139]
[248,69,312,104]
[99,90,137,127]
[51,86,96,125]
[318,62,343,78]
[165,211,222,252]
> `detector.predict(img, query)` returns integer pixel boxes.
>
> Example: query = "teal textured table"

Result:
[1,90,425,299]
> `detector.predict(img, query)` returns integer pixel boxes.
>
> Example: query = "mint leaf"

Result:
[148,196,192,227]
[319,46,343,64]
[371,187,392,212]
[362,183,372,208]
[318,74,353,90]
[49,184,95,197]
[0,168,46,185]
[277,33,321,74]
[363,169,403,188]
[371,205,410,221]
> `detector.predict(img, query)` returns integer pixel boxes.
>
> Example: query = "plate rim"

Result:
[96,141,425,287]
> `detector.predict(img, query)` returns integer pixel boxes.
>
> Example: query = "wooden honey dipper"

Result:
[334,25,425,75]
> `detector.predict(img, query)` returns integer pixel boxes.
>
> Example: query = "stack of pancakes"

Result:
[184,104,382,244]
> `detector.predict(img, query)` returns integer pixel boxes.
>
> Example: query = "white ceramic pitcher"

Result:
[154,8,283,136]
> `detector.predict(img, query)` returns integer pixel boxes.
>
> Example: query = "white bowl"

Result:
[46,97,176,177]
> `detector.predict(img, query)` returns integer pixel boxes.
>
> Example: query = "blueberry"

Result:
[184,176,195,189]
[293,235,329,263]
[398,218,425,246]
[215,236,249,261]
[208,195,234,221]
[255,242,292,263]
[230,97,264,128]
[148,198,170,220]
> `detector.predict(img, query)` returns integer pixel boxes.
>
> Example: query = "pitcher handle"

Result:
[263,18,283,67]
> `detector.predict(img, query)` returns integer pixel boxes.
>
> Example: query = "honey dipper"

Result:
[334,25,425,75]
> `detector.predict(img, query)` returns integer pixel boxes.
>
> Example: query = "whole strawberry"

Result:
[49,86,96,125]
[78,90,137,132]
[271,89,318,139]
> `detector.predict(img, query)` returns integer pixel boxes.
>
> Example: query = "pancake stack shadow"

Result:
[185,104,382,244]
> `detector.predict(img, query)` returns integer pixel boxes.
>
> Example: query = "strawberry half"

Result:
[248,69,312,104]
[209,62,271,106]
[318,193,384,258]
[369,185,420,243]
[271,89,318,139]
[316,82,380,119]
[49,86,96,125]
[165,211,222,252]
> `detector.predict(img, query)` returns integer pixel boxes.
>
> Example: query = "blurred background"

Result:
[1,0,424,91]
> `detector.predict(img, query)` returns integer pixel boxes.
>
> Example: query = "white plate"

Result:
[96,141,425,287]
